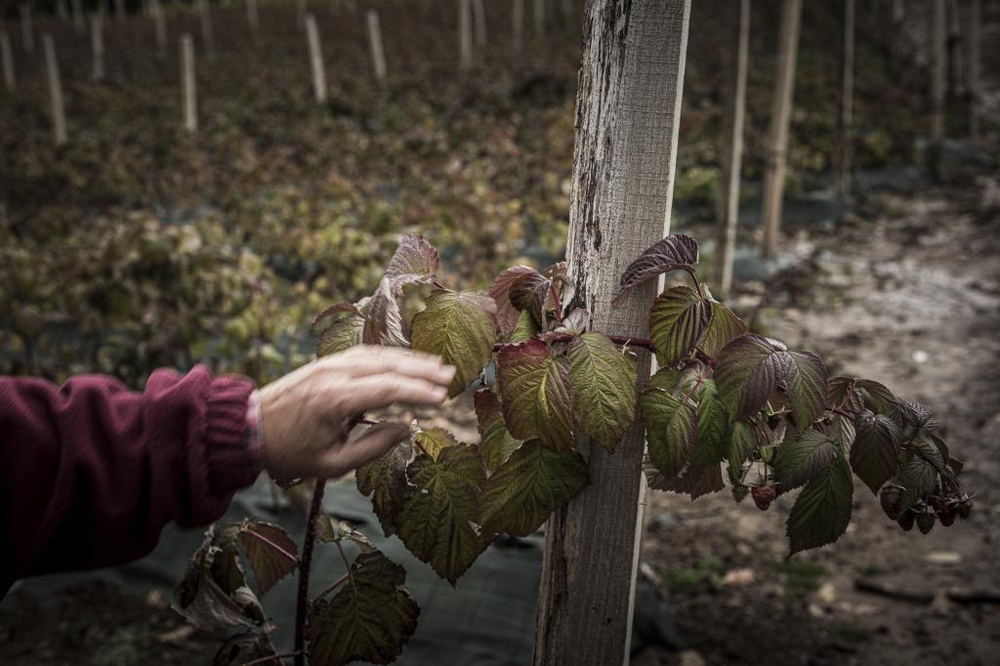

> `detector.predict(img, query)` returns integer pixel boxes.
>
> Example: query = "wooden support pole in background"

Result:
[969,0,981,139]
[459,0,473,71]
[247,0,260,34]
[57,0,69,21]
[43,34,68,147]
[533,2,691,664]
[1,31,15,92]
[305,14,327,103]
[930,0,946,175]
[513,0,524,55]
[836,0,855,204]
[114,0,125,27]
[91,15,104,81]
[367,10,387,82]
[297,0,307,30]
[947,0,965,97]
[760,0,802,259]
[717,0,750,299]
[533,0,545,38]
[197,0,214,56]
[472,0,487,49]
[71,0,85,34]
[20,4,33,54]
[181,33,197,133]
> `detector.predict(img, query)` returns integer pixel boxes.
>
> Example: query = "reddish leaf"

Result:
[385,234,439,279]
[509,270,553,329]
[489,266,540,337]
[237,520,299,597]
[497,338,574,452]
[616,234,699,297]
[474,389,524,471]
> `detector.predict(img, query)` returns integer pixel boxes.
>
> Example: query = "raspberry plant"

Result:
[175,234,970,666]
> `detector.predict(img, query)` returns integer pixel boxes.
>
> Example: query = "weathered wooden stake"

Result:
[836,0,855,203]
[760,0,802,259]
[472,0,487,49]
[969,0,981,139]
[305,14,327,103]
[197,0,214,56]
[71,0,85,34]
[43,34,68,146]
[1,31,15,92]
[90,15,105,81]
[533,0,545,38]
[20,3,34,53]
[366,10,386,81]
[181,33,197,132]
[459,0,473,71]
[717,0,750,299]
[533,2,691,664]
[247,0,260,33]
[930,0,946,174]
[152,0,167,56]
[513,0,524,54]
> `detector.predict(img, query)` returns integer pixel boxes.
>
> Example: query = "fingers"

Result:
[317,422,412,478]
[317,345,455,385]
[334,374,451,415]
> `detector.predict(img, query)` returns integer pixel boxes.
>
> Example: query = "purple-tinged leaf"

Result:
[828,377,896,414]
[396,446,488,584]
[509,270,553,329]
[641,387,697,479]
[616,234,700,298]
[489,266,540,337]
[644,456,724,499]
[236,520,299,597]
[895,459,938,513]
[715,334,791,421]
[385,233,439,279]
[415,428,459,461]
[785,352,828,431]
[786,454,853,555]
[497,338,574,452]
[479,441,588,537]
[410,289,497,397]
[826,414,856,450]
[773,429,838,493]
[649,286,713,366]
[910,436,947,473]
[313,303,365,357]
[356,437,414,537]
[306,550,419,666]
[850,411,901,494]
[567,332,638,453]
[893,399,939,432]
[363,274,430,347]
[474,389,524,472]
[698,303,748,359]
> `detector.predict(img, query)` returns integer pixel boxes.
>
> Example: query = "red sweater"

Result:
[0,367,263,597]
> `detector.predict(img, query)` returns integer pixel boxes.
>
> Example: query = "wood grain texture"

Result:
[533,2,691,664]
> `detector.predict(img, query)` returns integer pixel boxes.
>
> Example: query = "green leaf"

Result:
[385,233,439,279]
[313,303,365,357]
[415,428,458,461]
[649,286,713,366]
[474,389,524,471]
[497,338,574,452]
[641,388,697,479]
[691,381,729,468]
[479,441,589,537]
[786,454,854,555]
[396,446,488,584]
[236,520,299,597]
[567,332,637,453]
[698,302,748,359]
[773,430,838,493]
[616,234,700,297]
[356,438,414,537]
[489,265,542,337]
[510,309,541,343]
[896,459,938,513]
[306,550,419,666]
[785,351,828,430]
[850,412,901,494]
[726,420,758,484]
[411,289,498,397]
[715,334,791,421]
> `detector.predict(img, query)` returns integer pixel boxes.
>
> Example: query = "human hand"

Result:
[255,345,456,481]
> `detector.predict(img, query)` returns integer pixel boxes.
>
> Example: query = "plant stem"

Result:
[313,572,350,601]
[294,479,327,666]
[682,265,705,298]
[242,527,300,566]
[241,650,302,666]
[828,407,856,420]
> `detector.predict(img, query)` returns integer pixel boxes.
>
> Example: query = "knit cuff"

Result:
[204,374,263,497]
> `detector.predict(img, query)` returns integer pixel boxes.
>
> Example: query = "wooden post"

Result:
[533,0,545,38]
[297,0,307,30]
[57,0,69,21]
[71,0,85,33]
[366,10,386,81]
[513,0,524,55]
[247,0,260,33]
[90,15,104,81]
[43,34,68,147]
[181,33,197,132]
[20,4,33,54]
[197,0,214,56]
[472,0,487,49]
[930,0,946,175]
[533,2,691,664]
[969,0,981,139]
[305,14,327,103]
[836,0,855,204]
[717,0,750,299]
[1,31,15,92]
[114,0,125,27]
[759,0,802,259]
[152,0,167,56]
[459,0,473,71]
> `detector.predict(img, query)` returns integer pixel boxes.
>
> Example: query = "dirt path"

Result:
[640,176,1000,666]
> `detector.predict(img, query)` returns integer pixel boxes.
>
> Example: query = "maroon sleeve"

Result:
[0,367,263,596]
